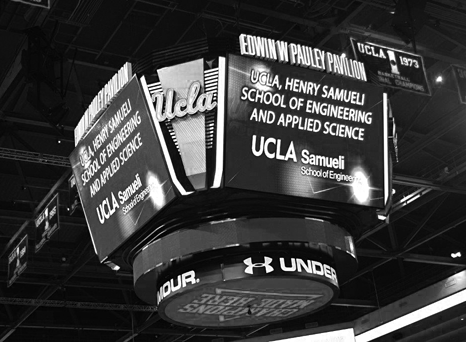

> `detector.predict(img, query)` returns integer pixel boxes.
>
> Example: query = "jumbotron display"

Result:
[224,54,388,208]
[69,76,176,261]
[68,33,393,329]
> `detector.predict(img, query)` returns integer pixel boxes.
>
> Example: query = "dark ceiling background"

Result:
[1,0,466,341]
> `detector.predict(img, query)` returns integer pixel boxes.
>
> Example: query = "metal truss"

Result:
[357,249,466,267]
[0,297,157,312]
[0,147,70,167]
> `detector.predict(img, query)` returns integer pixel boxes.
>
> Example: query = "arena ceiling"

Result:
[1,0,466,341]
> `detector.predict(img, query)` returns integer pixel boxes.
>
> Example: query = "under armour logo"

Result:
[243,256,274,274]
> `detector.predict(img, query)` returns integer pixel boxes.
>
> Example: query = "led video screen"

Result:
[224,54,388,208]
[70,76,176,261]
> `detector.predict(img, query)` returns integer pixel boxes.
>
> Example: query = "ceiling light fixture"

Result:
[355,288,466,342]
[104,261,121,271]
[435,75,443,83]
[451,251,462,259]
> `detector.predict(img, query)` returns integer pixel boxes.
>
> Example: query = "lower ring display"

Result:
[156,252,340,328]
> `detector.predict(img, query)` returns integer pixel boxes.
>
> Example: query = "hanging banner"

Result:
[74,63,132,145]
[11,0,50,9]
[68,175,80,215]
[452,65,466,104]
[8,235,28,287]
[350,38,430,96]
[34,193,60,252]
